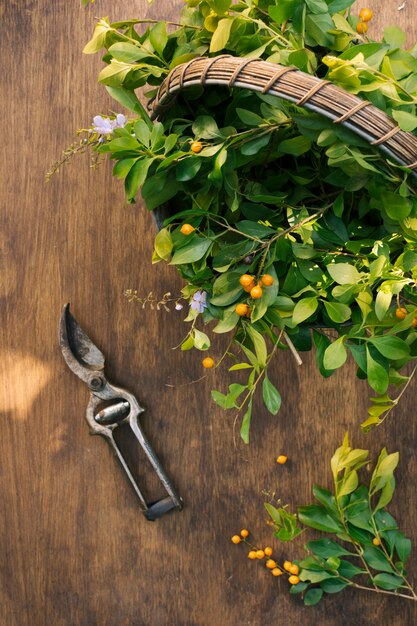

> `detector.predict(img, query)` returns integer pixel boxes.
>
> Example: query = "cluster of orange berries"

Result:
[395,307,417,328]
[235,274,274,315]
[231,530,301,583]
[356,7,373,34]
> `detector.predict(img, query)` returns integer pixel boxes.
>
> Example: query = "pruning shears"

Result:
[59,303,183,521]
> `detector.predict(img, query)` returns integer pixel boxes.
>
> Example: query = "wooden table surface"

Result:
[1,1,416,624]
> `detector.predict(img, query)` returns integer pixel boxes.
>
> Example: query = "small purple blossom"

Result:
[190,290,207,314]
[92,113,127,135]
[175,303,184,311]
[92,115,114,135]
[112,113,127,129]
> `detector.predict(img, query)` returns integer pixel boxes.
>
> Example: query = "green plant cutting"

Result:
[49,0,417,442]
[259,434,416,606]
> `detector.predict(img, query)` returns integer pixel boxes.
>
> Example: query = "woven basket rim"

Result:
[148,55,417,177]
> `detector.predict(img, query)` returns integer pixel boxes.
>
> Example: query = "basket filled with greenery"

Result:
[51,0,417,442]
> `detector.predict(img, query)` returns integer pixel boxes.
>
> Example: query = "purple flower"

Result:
[92,115,114,135]
[190,290,207,314]
[92,113,127,135]
[112,113,127,129]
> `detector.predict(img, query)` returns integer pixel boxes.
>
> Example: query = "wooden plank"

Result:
[0,1,416,624]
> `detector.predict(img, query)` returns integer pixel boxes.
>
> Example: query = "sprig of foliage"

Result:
[265,435,416,605]
[61,0,417,440]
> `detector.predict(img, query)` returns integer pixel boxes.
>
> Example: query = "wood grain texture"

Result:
[0,1,416,625]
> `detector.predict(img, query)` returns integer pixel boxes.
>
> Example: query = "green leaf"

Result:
[382,192,412,221]
[305,0,328,14]
[210,18,235,53]
[246,326,268,367]
[338,560,366,578]
[300,569,336,583]
[192,116,221,140]
[108,42,149,63]
[323,336,347,370]
[313,331,334,377]
[395,533,412,563]
[229,362,253,371]
[240,401,252,444]
[320,578,349,593]
[236,109,265,126]
[366,347,389,395]
[327,0,355,13]
[292,296,318,324]
[170,238,212,265]
[106,87,152,121]
[298,505,343,533]
[125,158,152,201]
[375,289,392,321]
[193,329,211,350]
[327,263,361,285]
[268,0,301,24]
[278,136,312,156]
[363,546,394,573]
[176,157,202,181]
[373,573,403,590]
[323,301,351,323]
[338,470,358,497]
[308,539,352,559]
[304,588,324,606]
[83,18,112,54]
[391,109,417,132]
[367,336,410,360]
[149,22,168,56]
[113,157,138,179]
[262,375,282,415]
[213,311,240,334]
[154,227,173,261]
[240,134,271,156]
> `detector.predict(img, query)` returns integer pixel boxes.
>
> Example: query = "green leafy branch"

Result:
[265,435,416,606]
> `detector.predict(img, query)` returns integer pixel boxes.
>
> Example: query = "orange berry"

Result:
[277,455,288,465]
[180,223,195,235]
[359,7,373,21]
[266,559,277,569]
[395,307,407,320]
[283,560,292,571]
[250,285,263,299]
[264,547,273,557]
[412,317,417,328]
[289,564,299,575]
[240,529,249,538]
[289,575,300,585]
[231,535,241,544]
[245,307,252,318]
[239,274,254,287]
[356,21,368,34]
[261,274,274,286]
[373,537,381,546]
[256,550,265,559]
[248,551,257,560]
[190,141,203,153]
[271,568,283,577]
[243,281,255,293]
[235,303,249,317]
[202,357,215,369]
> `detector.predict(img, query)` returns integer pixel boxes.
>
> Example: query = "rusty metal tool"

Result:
[59,303,183,521]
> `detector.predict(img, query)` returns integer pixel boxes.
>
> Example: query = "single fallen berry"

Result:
[395,307,407,320]
[240,529,249,538]
[256,550,265,559]
[283,560,292,571]
[239,274,254,287]
[266,559,277,569]
[231,535,241,544]
[261,274,274,286]
[277,455,288,465]
[190,141,203,153]
[289,575,300,585]
[264,547,273,557]
[359,7,373,21]
[356,21,368,34]
[250,285,263,299]
[271,568,283,577]
[202,357,215,369]
[248,551,257,560]
[180,223,195,235]
[289,564,299,575]
[235,303,249,317]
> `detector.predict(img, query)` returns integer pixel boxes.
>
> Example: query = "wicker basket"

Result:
[149,55,417,175]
